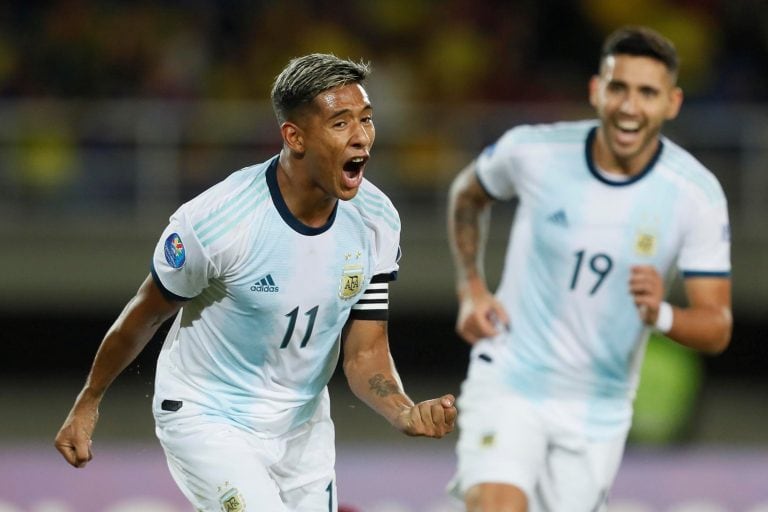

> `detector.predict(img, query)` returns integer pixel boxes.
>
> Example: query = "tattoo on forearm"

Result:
[368,374,402,397]
[452,194,486,279]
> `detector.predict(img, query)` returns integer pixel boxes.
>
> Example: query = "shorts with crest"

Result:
[448,376,628,512]
[154,392,337,512]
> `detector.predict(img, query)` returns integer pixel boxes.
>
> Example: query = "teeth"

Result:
[351,157,364,163]
[617,121,640,131]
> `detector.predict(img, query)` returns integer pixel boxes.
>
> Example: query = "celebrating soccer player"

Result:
[446,26,731,511]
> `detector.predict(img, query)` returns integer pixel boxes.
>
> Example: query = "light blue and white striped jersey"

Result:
[150,156,400,437]
[471,120,730,439]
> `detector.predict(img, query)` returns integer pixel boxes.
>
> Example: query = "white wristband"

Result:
[654,301,674,333]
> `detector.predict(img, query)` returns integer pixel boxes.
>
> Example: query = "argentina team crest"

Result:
[634,230,658,257]
[634,216,659,257]
[339,250,365,300]
[219,485,245,512]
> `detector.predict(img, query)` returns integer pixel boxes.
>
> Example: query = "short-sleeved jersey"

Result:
[471,120,730,439]
[151,155,401,437]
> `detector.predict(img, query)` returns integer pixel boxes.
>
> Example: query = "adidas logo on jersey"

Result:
[251,274,279,293]
[547,209,568,227]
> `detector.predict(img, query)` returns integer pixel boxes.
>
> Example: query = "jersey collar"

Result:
[584,126,663,186]
[266,156,338,235]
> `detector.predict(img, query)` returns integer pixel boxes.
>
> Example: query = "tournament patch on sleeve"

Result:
[164,232,187,269]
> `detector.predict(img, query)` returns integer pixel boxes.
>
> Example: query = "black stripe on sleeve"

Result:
[371,271,397,283]
[349,308,389,321]
[150,262,193,302]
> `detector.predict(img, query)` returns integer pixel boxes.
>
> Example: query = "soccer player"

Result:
[55,53,457,511]
[446,27,731,511]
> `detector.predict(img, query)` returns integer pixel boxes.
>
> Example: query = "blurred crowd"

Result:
[1,0,766,214]
[1,0,766,103]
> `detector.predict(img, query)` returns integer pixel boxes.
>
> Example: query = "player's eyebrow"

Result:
[638,84,660,94]
[327,104,372,121]
[327,108,351,120]
[607,77,661,94]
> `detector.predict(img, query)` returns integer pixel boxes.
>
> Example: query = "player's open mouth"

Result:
[614,120,642,145]
[342,156,367,187]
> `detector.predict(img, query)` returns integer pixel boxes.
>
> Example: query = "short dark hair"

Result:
[270,53,371,124]
[601,26,679,76]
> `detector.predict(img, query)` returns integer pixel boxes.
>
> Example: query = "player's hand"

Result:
[629,265,664,325]
[395,394,457,438]
[54,400,99,468]
[456,284,509,344]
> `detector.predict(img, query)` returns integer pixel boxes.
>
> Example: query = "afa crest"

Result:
[220,487,245,512]
[481,432,496,447]
[339,250,365,300]
[340,264,364,299]
[634,231,657,257]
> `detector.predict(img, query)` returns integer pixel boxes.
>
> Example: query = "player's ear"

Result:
[665,86,683,120]
[588,75,601,109]
[281,122,305,154]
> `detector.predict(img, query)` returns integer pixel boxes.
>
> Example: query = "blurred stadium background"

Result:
[1,1,767,511]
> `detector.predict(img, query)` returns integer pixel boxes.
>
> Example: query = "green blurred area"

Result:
[630,333,704,444]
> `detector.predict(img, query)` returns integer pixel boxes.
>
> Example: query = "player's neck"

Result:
[276,157,336,228]
[592,130,660,177]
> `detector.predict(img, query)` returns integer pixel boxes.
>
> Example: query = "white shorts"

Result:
[449,378,628,512]
[154,393,337,512]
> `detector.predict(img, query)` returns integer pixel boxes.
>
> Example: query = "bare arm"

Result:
[55,274,183,467]
[447,162,509,343]
[630,266,732,354]
[342,318,456,438]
